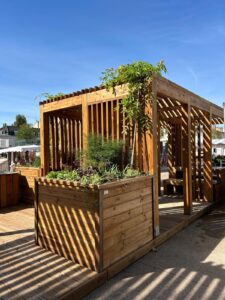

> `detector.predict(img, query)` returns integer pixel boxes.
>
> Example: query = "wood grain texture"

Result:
[15,167,41,203]
[36,176,153,273]
[0,173,19,207]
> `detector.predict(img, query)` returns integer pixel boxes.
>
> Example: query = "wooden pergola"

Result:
[39,76,223,236]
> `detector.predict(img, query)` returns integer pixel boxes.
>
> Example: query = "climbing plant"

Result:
[101,60,167,166]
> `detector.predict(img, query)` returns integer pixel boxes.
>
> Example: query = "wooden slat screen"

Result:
[49,116,82,170]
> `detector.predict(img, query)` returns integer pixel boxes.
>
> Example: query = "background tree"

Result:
[13,114,27,128]
[212,127,223,139]
[16,124,35,141]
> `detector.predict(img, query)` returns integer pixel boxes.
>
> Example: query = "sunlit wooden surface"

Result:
[0,204,104,300]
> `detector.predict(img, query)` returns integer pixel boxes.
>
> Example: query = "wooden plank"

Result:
[181,104,192,215]
[106,101,109,140]
[152,81,160,236]
[55,116,60,170]
[203,111,213,202]
[111,100,114,139]
[60,117,65,167]
[40,107,50,175]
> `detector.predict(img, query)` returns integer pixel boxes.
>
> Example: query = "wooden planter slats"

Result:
[0,173,19,208]
[15,167,41,203]
[35,175,153,272]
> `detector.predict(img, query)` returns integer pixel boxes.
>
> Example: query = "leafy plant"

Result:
[101,61,167,166]
[81,135,123,169]
[46,164,146,186]
[123,165,141,178]
[32,157,40,167]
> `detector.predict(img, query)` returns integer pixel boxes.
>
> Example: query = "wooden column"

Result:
[191,117,196,201]
[158,117,161,195]
[152,81,160,236]
[82,94,89,150]
[40,107,50,176]
[203,111,213,202]
[167,124,173,178]
[181,104,192,215]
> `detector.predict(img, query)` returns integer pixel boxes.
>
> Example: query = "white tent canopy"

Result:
[0,145,40,154]
[212,139,225,146]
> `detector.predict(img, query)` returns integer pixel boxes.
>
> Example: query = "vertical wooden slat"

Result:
[40,107,50,175]
[64,118,68,165]
[101,102,104,140]
[55,117,60,170]
[75,121,78,152]
[203,111,213,202]
[181,104,192,215]
[60,118,64,168]
[116,99,120,140]
[106,101,109,140]
[79,121,82,151]
[68,118,72,164]
[50,115,56,170]
[72,119,75,162]
[197,121,201,199]
[91,105,94,135]
[111,101,114,140]
[82,94,88,150]
[96,104,99,135]
[152,80,160,236]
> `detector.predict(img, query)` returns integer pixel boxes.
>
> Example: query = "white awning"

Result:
[0,145,40,154]
[212,139,225,146]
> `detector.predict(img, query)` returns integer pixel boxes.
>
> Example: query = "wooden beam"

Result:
[155,76,223,118]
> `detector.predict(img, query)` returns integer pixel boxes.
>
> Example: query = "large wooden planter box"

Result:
[0,173,19,208]
[15,166,41,203]
[35,175,153,272]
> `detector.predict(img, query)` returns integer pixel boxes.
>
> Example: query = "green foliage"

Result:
[39,92,65,100]
[46,165,146,186]
[47,170,80,181]
[101,61,167,166]
[13,114,27,128]
[82,135,123,169]
[16,124,35,141]
[101,61,167,133]
[122,165,141,178]
[31,157,40,167]
[212,127,223,139]
[213,155,225,166]
[101,165,122,182]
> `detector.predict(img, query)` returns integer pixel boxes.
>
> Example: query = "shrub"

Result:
[46,165,146,186]
[81,135,123,169]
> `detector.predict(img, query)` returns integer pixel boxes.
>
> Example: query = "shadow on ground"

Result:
[85,203,225,300]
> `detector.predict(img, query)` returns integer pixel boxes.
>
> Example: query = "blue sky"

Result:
[1,0,225,125]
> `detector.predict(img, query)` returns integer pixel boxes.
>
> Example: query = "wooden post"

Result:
[191,116,196,201]
[203,111,213,202]
[152,80,160,236]
[158,117,161,195]
[40,107,50,176]
[82,94,89,150]
[167,124,173,178]
[181,104,192,215]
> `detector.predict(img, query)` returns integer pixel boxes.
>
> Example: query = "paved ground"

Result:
[85,203,225,300]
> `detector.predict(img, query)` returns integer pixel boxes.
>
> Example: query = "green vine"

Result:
[101,60,167,166]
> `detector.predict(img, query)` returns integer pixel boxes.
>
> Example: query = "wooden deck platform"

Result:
[0,199,214,299]
[0,205,106,300]
[157,196,214,245]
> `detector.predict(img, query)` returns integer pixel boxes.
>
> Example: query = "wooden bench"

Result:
[163,178,183,195]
